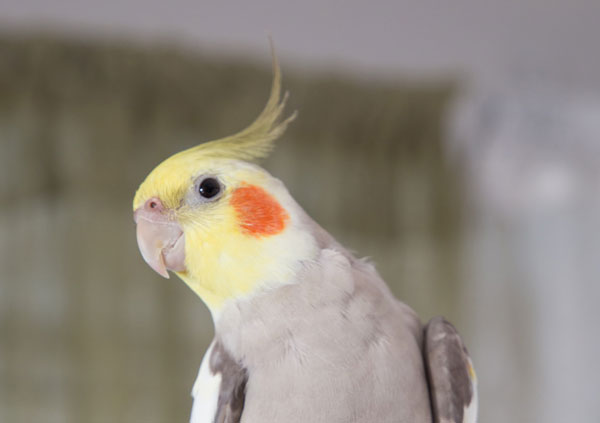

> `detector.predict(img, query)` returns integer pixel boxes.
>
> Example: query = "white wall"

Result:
[1,0,600,86]
[451,81,600,423]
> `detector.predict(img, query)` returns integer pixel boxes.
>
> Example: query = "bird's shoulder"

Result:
[190,339,247,423]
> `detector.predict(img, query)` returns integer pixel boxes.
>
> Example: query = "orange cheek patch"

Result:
[230,184,289,236]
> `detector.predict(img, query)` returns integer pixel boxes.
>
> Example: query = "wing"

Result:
[190,339,248,423]
[424,316,478,423]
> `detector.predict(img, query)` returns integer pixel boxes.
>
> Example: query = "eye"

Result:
[198,177,221,199]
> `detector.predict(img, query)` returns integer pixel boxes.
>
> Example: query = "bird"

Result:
[132,47,478,423]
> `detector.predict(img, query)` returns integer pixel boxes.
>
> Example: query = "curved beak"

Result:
[134,200,186,278]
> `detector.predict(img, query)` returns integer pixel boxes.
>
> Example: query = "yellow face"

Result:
[133,153,317,312]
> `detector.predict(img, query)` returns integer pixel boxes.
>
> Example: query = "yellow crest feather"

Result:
[133,43,294,212]
[178,44,295,163]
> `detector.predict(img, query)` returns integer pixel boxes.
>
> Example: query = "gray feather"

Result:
[208,340,248,423]
[424,316,477,423]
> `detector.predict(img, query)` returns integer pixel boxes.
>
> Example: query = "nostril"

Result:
[146,197,163,212]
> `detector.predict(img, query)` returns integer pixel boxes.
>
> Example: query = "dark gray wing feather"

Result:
[424,316,478,423]
[209,341,248,423]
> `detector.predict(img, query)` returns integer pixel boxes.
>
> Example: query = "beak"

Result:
[134,198,186,278]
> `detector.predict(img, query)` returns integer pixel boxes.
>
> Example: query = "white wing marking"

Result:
[462,358,478,423]
[190,341,222,423]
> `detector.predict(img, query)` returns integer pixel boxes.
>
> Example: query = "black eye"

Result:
[198,177,221,199]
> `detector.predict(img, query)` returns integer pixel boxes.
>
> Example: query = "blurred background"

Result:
[1,1,599,422]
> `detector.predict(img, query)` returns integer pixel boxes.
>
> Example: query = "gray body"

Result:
[194,219,476,423]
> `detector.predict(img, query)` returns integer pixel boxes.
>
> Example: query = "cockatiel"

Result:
[133,50,478,423]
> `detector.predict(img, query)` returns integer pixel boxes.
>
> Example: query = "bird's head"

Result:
[132,53,318,313]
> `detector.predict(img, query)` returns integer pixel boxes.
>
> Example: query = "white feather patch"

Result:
[463,364,478,423]
[190,341,221,423]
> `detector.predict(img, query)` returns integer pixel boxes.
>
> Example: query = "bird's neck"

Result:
[176,219,320,318]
